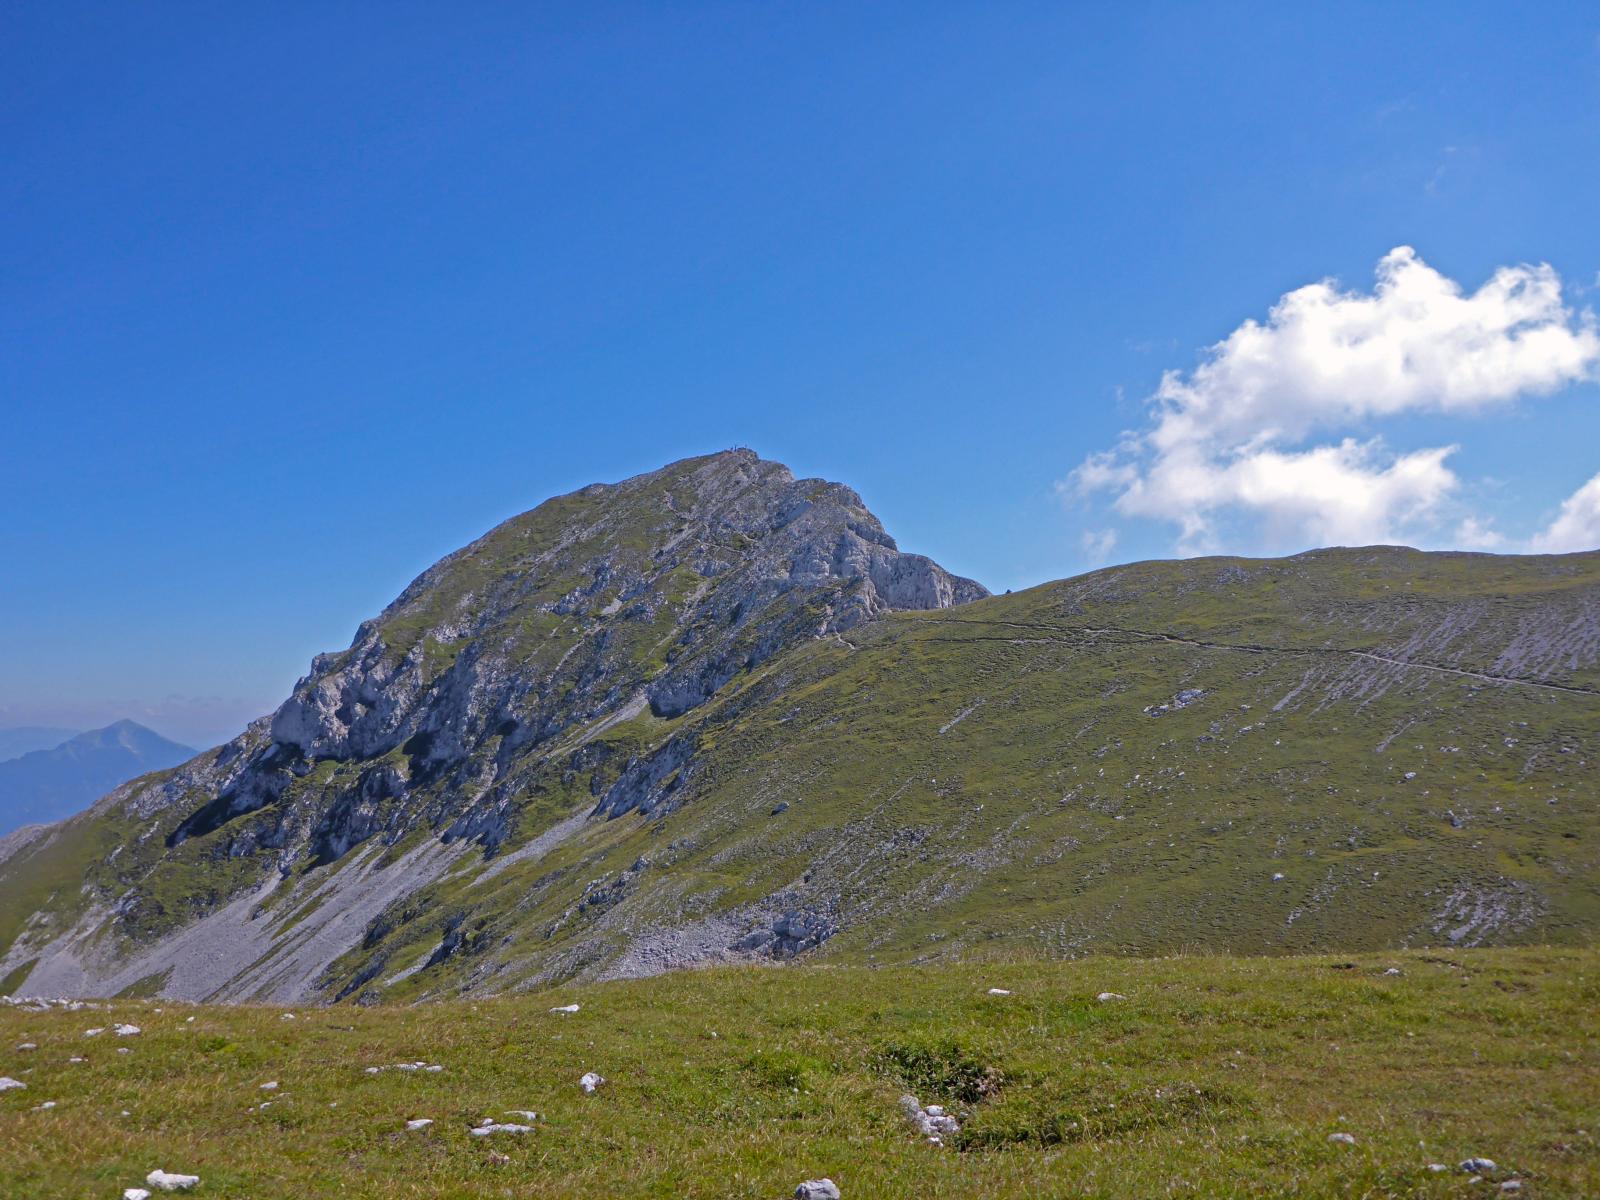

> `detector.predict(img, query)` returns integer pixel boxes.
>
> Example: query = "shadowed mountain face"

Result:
[0,728,80,763]
[0,721,195,837]
[1,451,1597,1006]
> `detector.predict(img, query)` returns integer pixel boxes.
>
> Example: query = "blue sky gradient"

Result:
[3,3,1598,746]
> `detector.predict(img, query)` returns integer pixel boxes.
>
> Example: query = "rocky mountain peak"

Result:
[120,450,985,872]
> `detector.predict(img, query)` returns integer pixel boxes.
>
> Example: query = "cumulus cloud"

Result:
[1531,472,1600,553]
[1080,528,1118,562]
[1454,516,1506,550]
[1072,247,1600,552]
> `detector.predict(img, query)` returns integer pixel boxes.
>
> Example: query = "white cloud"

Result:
[1073,247,1600,552]
[1454,516,1506,550]
[1080,528,1118,562]
[1531,473,1600,553]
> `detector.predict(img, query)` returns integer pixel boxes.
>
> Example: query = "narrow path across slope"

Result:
[913,617,1600,699]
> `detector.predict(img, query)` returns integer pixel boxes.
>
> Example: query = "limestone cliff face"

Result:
[267,448,984,773]
[0,450,987,1001]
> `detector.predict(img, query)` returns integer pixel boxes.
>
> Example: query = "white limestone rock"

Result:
[145,1169,200,1191]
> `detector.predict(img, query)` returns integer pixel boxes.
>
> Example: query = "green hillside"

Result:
[0,454,1596,1005]
[345,545,1598,999]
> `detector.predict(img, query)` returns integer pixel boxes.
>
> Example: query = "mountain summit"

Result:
[1,452,1597,1005]
[0,720,194,838]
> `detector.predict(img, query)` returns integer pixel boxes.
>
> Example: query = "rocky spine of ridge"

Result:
[201,449,985,855]
[0,450,986,997]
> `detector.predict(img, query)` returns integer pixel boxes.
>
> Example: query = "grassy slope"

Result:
[2,948,1597,1198]
[3,547,1596,1002]
[349,549,1600,998]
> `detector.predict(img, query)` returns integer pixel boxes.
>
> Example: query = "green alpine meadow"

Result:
[3,450,1598,1196]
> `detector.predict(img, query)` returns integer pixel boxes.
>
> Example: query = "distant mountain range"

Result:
[0,721,195,837]
[0,727,80,762]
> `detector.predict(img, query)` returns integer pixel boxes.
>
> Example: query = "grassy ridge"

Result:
[3,948,1597,1197]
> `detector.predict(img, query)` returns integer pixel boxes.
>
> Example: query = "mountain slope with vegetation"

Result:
[0,450,1596,1005]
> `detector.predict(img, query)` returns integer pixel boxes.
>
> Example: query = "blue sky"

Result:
[3,3,1599,747]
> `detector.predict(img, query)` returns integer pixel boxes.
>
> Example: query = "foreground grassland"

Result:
[3,949,1597,1198]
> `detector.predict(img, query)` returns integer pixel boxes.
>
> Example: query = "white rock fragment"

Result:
[1272,872,1286,882]
[69,1056,86,1064]
[84,1027,106,1037]
[1328,1132,1356,1145]
[117,1047,131,1055]
[280,1012,295,1020]
[1427,1164,1449,1172]
[405,1118,434,1131]
[259,1081,278,1090]
[1499,1182,1521,1193]
[469,1120,534,1136]
[145,1169,200,1191]
[579,1071,605,1093]
[899,1093,960,1144]
[1096,992,1126,1002]
[794,1181,841,1200]
[124,1189,153,1200]
[32,1100,57,1110]
[113,1023,141,1036]
[15,1042,36,1050]
[0,1076,27,1091]
[549,1004,580,1014]
[1460,1158,1497,1174]
[506,1110,540,1121]
[185,1016,195,1023]
[986,988,1011,996]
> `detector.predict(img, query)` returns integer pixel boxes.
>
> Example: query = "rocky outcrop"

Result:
[0,449,985,1001]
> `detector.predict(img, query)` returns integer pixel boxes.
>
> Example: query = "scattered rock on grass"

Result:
[899,1094,960,1145]
[1096,992,1126,1002]
[145,1169,200,1191]
[1460,1158,1497,1174]
[579,1072,605,1093]
[405,1118,433,1131]
[794,1181,840,1200]
[15,1042,36,1051]
[549,1004,580,1014]
[1328,1132,1356,1145]
[123,1189,152,1200]
[113,1024,141,1037]
[986,988,1011,996]
[470,1119,534,1136]
[0,1076,26,1091]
